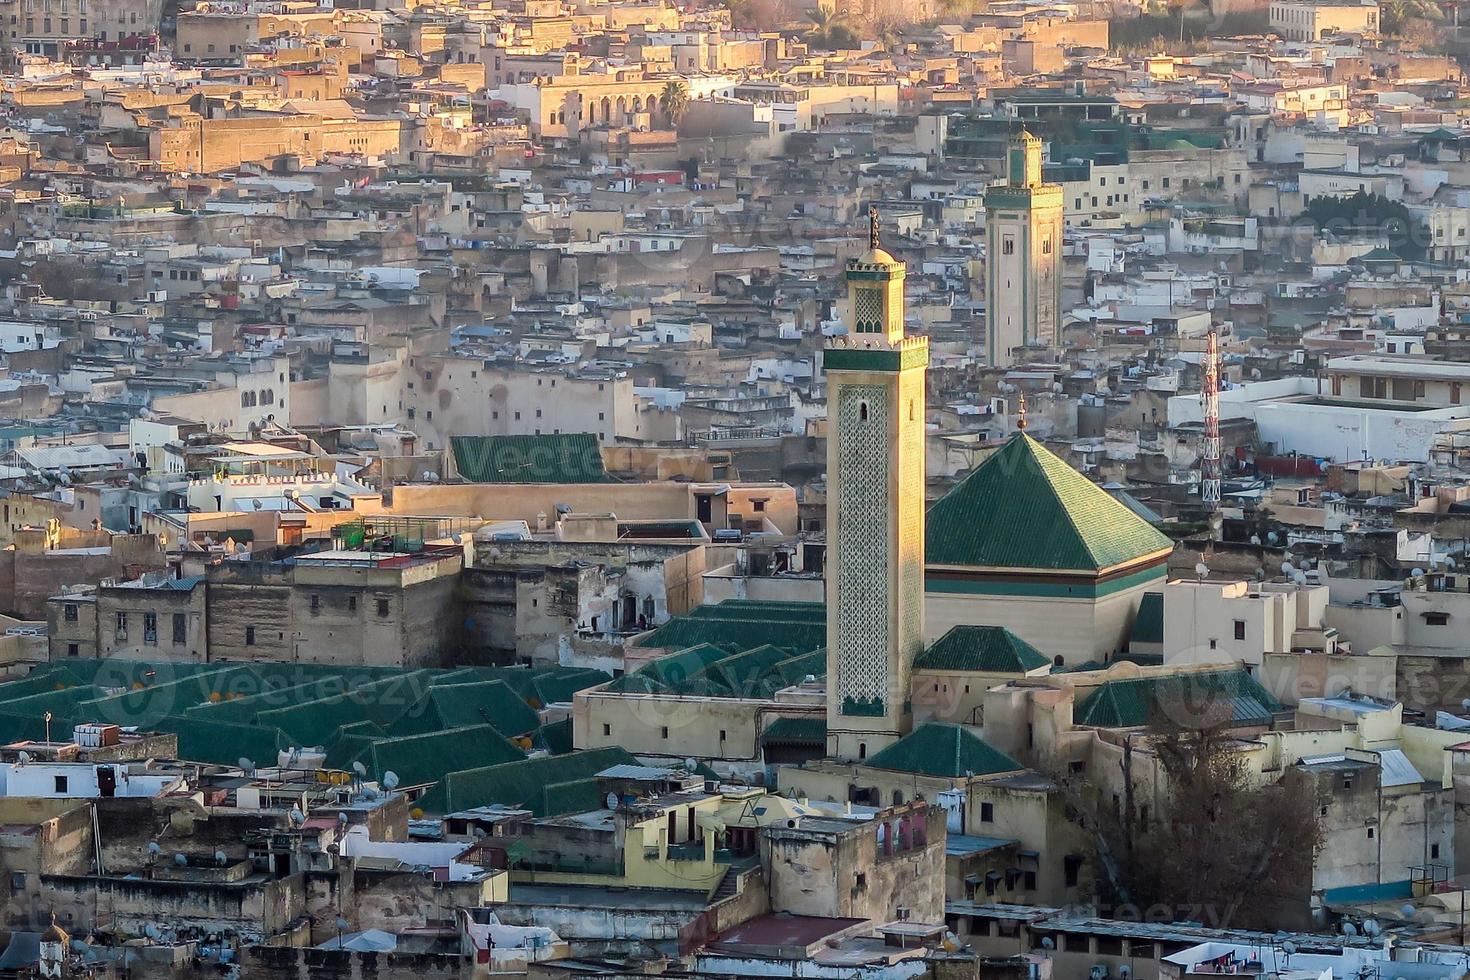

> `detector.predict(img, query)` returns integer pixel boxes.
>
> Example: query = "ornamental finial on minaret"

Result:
[869,204,880,251]
[1016,391,1028,432]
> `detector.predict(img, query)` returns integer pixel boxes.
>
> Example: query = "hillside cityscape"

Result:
[0,0,1465,976]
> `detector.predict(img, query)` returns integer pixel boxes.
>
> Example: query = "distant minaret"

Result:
[823,206,929,761]
[1201,326,1222,529]
[984,131,1064,367]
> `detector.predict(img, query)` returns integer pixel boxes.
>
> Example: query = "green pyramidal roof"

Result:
[926,434,1173,572]
[865,722,1023,778]
[914,625,1050,673]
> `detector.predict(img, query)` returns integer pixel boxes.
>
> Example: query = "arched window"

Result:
[859,401,869,422]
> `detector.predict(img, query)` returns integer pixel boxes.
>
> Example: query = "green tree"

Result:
[1381,0,1444,34]
[1059,709,1322,929]
[660,80,690,127]
[804,7,858,48]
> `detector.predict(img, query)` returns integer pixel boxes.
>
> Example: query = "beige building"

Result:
[1269,0,1378,40]
[204,545,463,667]
[1,0,160,55]
[47,576,207,662]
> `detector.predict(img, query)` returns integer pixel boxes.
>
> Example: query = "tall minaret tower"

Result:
[984,130,1064,368]
[824,207,929,762]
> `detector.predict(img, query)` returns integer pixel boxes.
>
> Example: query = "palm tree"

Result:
[660,80,689,128]
[1381,0,1444,34]
[805,6,857,48]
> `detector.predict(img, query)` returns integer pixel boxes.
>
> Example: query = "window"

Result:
[377,598,390,617]
[1209,638,1217,650]
[53,776,67,794]
[1427,612,1450,626]
[143,613,156,645]
[64,603,77,622]
[980,802,994,822]
[1233,620,1246,641]
[1432,843,1441,860]
[1063,854,1083,888]
[602,723,611,736]
[67,643,78,657]
[719,729,727,741]
[172,613,185,645]
[310,594,320,615]
[115,612,127,640]
[245,626,256,646]
[660,726,669,739]
[348,596,357,612]
[1367,827,1375,839]
[1002,236,1015,256]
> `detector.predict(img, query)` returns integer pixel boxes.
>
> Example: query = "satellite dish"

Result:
[351,761,367,777]
[1194,563,1208,578]
[1401,904,1417,919]
[173,852,187,867]
[1282,941,1297,954]
[1041,937,1055,950]
[144,923,160,939]
[335,918,350,933]
[16,751,29,764]
[237,757,254,771]
[1342,923,1357,937]
[1281,561,1295,575]
[1267,531,1279,543]
[289,807,306,826]
[215,850,227,866]
[684,758,698,772]
[1250,535,1261,545]
[147,841,161,856]
[1119,967,1131,979]
[605,792,619,810]
[1364,919,1381,937]
[338,811,349,824]
[382,771,399,790]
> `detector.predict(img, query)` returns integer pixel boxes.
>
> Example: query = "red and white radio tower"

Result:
[1201,326,1221,518]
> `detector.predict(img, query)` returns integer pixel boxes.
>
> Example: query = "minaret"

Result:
[984,130,1064,368]
[824,206,929,762]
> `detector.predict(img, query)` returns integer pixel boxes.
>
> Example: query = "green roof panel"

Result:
[926,434,1174,572]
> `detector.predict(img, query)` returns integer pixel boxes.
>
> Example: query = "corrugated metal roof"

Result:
[926,434,1174,572]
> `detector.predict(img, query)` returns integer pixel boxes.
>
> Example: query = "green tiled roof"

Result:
[914,626,1050,673]
[865,723,1023,778]
[153,715,292,768]
[253,672,437,745]
[417,746,636,816]
[389,680,541,739]
[638,600,827,657]
[1073,669,1283,729]
[536,717,574,755]
[761,716,826,744]
[346,724,524,788]
[451,434,609,484]
[1131,592,1164,645]
[926,434,1174,572]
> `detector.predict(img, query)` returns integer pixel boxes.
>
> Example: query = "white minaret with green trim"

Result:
[985,130,1063,367]
[824,207,929,762]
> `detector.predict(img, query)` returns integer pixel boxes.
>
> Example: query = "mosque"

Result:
[573,196,1176,768]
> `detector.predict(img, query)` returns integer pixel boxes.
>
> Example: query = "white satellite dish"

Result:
[605,792,619,810]
[1194,563,1208,579]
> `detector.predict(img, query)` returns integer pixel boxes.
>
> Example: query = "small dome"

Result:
[853,246,899,266]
